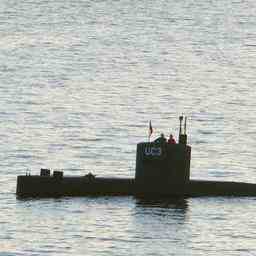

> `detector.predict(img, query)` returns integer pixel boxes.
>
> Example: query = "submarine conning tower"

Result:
[135,116,191,195]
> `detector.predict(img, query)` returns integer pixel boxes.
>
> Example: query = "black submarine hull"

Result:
[16,175,256,198]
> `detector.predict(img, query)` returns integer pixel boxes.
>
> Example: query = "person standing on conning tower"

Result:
[155,133,167,144]
[168,134,176,144]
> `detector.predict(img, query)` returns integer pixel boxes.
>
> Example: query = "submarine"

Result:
[16,116,256,198]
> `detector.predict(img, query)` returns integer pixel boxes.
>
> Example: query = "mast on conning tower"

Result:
[178,115,187,145]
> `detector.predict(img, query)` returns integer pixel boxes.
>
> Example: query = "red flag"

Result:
[149,120,153,138]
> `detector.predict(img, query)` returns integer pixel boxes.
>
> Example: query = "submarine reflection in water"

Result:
[16,116,256,198]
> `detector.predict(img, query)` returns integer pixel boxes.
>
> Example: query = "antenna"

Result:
[184,116,187,135]
[179,115,183,137]
[179,114,187,145]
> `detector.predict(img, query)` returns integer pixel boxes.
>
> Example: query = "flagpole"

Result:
[148,120,150,142]
[148,120,153,142]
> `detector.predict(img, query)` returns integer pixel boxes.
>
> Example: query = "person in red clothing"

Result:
[167,134,176,144]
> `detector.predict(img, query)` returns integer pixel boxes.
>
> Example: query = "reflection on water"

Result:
[135,197,188,211]
[134,197,189,225]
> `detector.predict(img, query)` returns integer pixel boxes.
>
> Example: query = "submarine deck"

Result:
[16,175,256,198]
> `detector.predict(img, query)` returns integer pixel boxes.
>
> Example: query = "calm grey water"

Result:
[1,0,256,255]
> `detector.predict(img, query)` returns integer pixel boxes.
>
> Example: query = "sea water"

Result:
[1,0,256,255]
